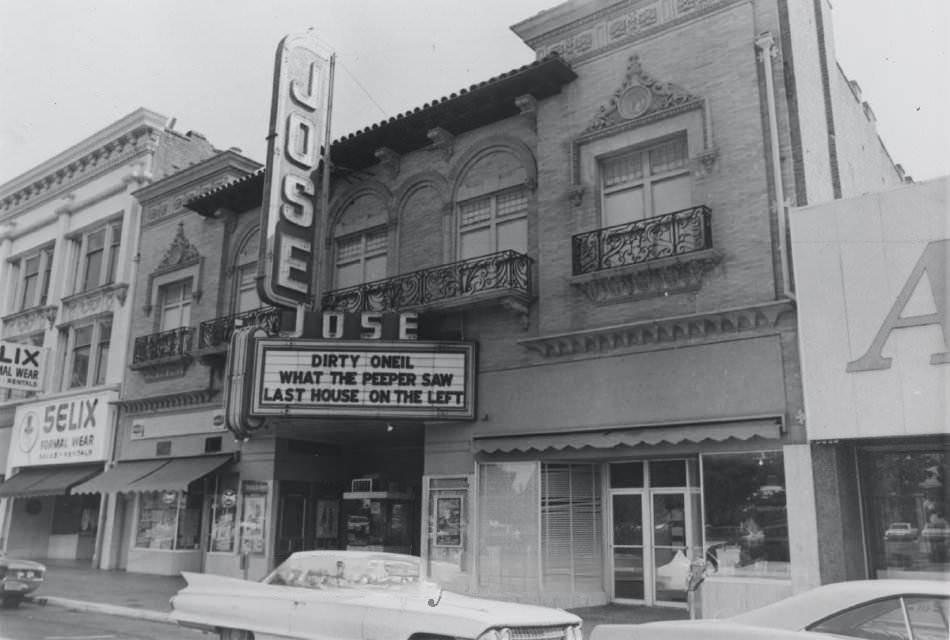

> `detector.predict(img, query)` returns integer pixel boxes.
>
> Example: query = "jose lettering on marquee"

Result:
[252,340,475,419]
[847,239,948,372]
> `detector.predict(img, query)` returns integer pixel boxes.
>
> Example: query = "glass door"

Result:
[652,491,690,604]
[611,492,645,601]
[608,460,702,606]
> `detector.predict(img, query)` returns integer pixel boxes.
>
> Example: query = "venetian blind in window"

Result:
[542,463,603,592]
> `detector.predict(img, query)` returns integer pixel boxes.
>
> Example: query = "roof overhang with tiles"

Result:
[186,54,575,216]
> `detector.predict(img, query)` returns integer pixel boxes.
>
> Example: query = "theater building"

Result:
[175,0,907,617]
[0,109,216,564]
[792,177,949,586]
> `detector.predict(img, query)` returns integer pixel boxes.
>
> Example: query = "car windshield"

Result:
[263,552,430,592]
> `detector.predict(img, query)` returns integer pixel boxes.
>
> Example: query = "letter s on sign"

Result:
[281,174,314,227]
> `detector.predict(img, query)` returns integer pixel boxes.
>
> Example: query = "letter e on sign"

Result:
[259,32,329,308]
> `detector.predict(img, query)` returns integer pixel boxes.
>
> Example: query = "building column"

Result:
[784,443,821,592]
[96,492,119,569]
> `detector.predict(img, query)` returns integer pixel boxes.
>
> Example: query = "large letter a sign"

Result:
[847,239,949,372]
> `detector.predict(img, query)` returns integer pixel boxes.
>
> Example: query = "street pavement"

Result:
[9,561,686,638]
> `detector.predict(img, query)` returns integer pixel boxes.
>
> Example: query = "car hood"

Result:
[591,621,837,640]
[411,590,581,627]
[0,557,46,572]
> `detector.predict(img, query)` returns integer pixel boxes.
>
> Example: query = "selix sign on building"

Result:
[0,340,46,391]
[9,391,114,468]
[259,32,329,307]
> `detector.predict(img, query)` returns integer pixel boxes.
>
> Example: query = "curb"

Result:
[32,595,175,625]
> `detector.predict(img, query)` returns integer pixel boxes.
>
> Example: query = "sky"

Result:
[0,0,947,186]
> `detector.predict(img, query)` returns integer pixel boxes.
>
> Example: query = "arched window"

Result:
[455,148,530,260]
[333,192,389,289]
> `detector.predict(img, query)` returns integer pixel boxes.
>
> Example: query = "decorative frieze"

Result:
[533,0,731,63]
[519,299,794,358]
[142,175,231,227]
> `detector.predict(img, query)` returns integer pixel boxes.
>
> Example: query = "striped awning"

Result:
[472,419,783,454]
[0,464,103,498]
[70,455,232,494]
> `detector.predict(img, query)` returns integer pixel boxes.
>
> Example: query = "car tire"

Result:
[1,595,23,609]
[218,629,253,640]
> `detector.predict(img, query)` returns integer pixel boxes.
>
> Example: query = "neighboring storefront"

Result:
[0,390,115,561]
[70,405,241,576]
[421,312,811,612]
[792,177,949,584]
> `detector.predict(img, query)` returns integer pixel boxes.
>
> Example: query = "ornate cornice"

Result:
[117,388,220,415]
[0,121,165,220]
[59,283,129,326]
[519,299,795,358]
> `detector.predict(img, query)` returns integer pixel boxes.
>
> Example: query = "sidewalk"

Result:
[33,562,687,635]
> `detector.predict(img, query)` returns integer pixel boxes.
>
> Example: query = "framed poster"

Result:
[435,496,462,547]
[240,481,269,555]
[316,499,339,539]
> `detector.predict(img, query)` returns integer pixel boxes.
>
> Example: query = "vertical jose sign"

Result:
[259,32,330,308]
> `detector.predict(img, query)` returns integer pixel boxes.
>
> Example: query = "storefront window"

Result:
[862,448,949,578]
[702,451,790,579]
[478,462,539,594]
[52,495,100,535]
[135,484,204,550]
[542,463,602,593]
[209,474,238,553]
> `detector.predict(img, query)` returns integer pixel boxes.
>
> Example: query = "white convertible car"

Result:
[171,550,583,640]
[591,579,949,640]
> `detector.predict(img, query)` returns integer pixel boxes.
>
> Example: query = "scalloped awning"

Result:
[472,418,782,454]
[0,464,103,498]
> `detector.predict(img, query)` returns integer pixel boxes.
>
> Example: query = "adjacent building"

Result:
[0,109,217,564]
[792,177,949,586]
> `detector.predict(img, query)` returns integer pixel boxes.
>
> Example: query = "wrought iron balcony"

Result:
[572,205,712,275]
[197,306,282,352]
[132,326,194,366]
[322,249,534,318]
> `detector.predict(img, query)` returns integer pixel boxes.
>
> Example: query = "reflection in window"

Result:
[862,448,949,578]
[135,487,204,550]
[477,462,539,593]
[702,451,790,578]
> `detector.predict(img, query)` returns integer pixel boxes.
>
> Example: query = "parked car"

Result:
[884,522,920,541]
[170,550,583,640]
[590,579,950,640]
[921,520,950,540]
[0,551,45,608]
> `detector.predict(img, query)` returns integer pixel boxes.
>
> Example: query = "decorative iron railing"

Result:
[132,326,194,365]
[572,205,712,275]
[197,306,282,350]
[322,249,533,313]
